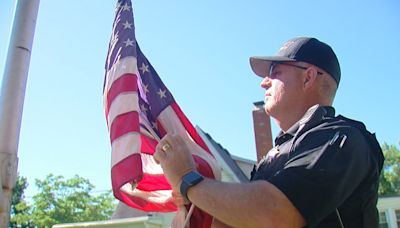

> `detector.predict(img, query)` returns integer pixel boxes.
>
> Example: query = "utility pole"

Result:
[0,0,40,226]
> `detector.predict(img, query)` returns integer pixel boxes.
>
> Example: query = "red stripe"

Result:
[171,102,212,155]
[189,207,213,228]
[111,153,142,199]
[193,155,215,179]
[156,119,166,137]
[120,192,177,212]
[110,111,139,142]
[136,173,171,191]
[106,73,138,117]
[140,134,158,154]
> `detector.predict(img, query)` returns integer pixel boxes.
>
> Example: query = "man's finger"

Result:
[154,146,167,163]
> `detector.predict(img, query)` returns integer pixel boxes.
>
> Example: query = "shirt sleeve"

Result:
[268,126,373,227]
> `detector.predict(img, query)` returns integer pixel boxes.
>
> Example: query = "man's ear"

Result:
[303,67,318,90]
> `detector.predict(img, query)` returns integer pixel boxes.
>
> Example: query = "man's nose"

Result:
[260,77,271,88]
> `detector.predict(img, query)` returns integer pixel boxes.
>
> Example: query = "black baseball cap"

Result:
[249,37,341,85]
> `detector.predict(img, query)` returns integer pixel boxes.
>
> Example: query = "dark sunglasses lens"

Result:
[269,62,277,76]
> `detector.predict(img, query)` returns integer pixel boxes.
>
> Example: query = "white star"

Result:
[124,38,134,47]
[157,89,167,99]
[139,63,150,74]
[122,2,131,11]
[140,104,148,113]
[151,122,158,129]
[122,20,132,29]
[142,84,149,94]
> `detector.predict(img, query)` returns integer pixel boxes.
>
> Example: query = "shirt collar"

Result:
[274,105,335,146]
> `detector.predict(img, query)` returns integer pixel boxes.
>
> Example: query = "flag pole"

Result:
[0,0,40,225]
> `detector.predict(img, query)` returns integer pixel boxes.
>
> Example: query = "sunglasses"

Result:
[269,62,323,77]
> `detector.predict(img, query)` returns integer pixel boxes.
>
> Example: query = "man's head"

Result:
[249,37,340,129]
[250,37,341,85]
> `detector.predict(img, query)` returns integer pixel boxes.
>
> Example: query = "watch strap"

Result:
[180,171,204,202]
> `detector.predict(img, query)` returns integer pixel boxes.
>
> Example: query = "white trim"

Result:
[230,154,256,165]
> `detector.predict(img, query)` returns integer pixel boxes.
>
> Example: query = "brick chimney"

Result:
[252,101,273,163]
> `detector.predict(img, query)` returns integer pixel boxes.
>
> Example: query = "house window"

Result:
[379,211,388,228]
[396,209,400,227]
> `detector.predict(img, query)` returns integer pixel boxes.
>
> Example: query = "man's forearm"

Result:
[186,179,305,227]
[153,134,304,226]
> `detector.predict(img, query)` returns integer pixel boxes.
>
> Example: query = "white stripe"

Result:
[104,57,138,108]
[158,106,221,180]
[157,106,187,135]
[107,92,139,129]
[111,132,141,167]
[121,183,173,204]
[141,153,164,175]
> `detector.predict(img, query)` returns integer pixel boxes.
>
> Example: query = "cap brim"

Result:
[249,56,295,77]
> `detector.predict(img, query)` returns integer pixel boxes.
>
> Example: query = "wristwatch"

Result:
[180,171,204,201]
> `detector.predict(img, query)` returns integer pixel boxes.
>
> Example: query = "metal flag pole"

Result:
[0,0,40,226]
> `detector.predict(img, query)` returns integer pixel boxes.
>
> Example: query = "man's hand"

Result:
[154,133,196,192]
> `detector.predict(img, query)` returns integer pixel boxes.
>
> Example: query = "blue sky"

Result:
[1,0,399,198]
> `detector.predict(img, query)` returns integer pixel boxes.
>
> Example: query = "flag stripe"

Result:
[119,189,177,212]
[135,173,171,190]
[111,132,140,167]
[171,102,210,154]
[106,73,138,114]
[104,57,138,96]
[107,91,139,127]
[121,185,173,204]
[140,153,163,175]
[139,134,158,154]
[110,111,139,142]
[111,153,142,197]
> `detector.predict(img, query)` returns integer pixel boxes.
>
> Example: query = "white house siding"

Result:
[377,196,400,228]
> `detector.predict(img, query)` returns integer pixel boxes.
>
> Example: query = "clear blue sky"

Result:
[1,0,399,198]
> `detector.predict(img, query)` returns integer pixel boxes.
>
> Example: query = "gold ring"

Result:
[162,143,171,152]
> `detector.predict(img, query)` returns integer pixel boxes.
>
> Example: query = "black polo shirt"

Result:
[251,105,384,228]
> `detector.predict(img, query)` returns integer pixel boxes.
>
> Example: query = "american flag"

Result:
[103,0,220,226]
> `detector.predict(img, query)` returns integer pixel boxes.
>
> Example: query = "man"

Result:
[154,37,384,227]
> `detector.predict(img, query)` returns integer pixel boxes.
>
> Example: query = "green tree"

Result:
[10,174,117,227]
[378,143,400,196]
[10,175,32,227]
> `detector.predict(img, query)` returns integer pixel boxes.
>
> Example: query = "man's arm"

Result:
[188,178,305,227]
[154,134,305,227]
